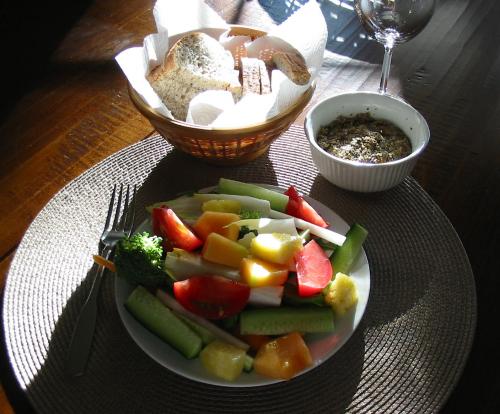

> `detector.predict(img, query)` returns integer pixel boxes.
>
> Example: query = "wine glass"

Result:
[354,0,435,94]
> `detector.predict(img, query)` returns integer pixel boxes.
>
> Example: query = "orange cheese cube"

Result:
[193,211,240,241]
[202,233,249,268]
[253,332,313,380]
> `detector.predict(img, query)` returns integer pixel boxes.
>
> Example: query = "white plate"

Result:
[115,186,370,387]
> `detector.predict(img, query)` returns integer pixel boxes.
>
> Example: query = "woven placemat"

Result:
[2,126,476,413]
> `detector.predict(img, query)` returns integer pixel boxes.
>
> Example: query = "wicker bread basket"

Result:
[128,25,315,165]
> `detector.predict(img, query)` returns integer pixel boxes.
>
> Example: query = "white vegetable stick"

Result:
[248,286,284,307]
[269,210,346,246]
[193,193,271,216]
[232,218,298,236]
[156,290,250,351]
[146,195,203,214]
[237,232,256,249]
[164,250,240,281]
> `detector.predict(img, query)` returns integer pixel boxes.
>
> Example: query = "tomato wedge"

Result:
[152,207,203,252]
[284,186,328,228]
[173,275,250,319]
[294,239,333,296]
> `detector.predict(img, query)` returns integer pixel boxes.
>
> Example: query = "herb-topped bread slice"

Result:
[148,32,241,121]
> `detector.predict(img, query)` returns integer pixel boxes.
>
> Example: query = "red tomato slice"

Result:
[284,186,328,228]
[173,275,250,319]
[285,185,301,202]
[152,207,203,252]
[294,240,333,296]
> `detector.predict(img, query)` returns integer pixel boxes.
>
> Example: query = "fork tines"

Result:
[106,184,137,236]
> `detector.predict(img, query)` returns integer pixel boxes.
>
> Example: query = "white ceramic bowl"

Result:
[304,92,430,192]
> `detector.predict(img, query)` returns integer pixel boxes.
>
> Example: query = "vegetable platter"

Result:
[114,178,370,386]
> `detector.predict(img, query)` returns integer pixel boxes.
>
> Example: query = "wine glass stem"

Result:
[379,43,394,94]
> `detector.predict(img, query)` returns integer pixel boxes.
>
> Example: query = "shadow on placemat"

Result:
[16,147,365,414]
[2,131,475,413]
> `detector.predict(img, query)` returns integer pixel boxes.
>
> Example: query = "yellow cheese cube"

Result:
[240,257,289,287]
[250,233,303,265]
[324,272,358,316]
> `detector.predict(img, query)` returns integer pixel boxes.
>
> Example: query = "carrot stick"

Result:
[93,254,116,272]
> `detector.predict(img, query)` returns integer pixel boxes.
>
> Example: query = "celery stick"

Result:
[299,228,311,243]
[146,195,203,222]
[218,178,289,212]
[248,286,284,307]
[331,223,368,274]
[269,209,346,246]
[240,306,334,335]
[164,249,240,281]
[125,286,202,359]
[232,218,298,236]
[237,232,257,249]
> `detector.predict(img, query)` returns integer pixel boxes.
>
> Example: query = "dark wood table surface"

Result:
[0,0,498,412]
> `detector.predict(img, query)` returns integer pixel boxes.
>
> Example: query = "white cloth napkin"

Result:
[115,0,327,127]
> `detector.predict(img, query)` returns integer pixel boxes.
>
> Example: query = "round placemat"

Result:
[2,126,476,413]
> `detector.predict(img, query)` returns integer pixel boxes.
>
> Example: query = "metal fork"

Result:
[66,184,136,377]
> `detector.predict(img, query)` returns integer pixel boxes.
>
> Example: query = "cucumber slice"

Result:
[125,286,202,359]
[240,306,334,335]
[218,178,289,212]
[331,223,368,274]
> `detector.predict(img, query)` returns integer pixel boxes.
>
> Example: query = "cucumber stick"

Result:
[240,306,334,335]
[176,313,216,345]
[218,178,289,212]
[125,286,202,359]
[331,223,368,274]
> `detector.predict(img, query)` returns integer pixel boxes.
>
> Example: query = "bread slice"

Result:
[272,51,310,85]
[258,59,271,94]
[241,57,272,95]
[147,32,241,121]
[241,57,261,95]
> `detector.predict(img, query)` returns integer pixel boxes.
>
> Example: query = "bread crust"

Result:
[272,51,310,85]
[241,57,272,95]
[241,57,261,95]
[147,32,240,120]
[258,59,271,94]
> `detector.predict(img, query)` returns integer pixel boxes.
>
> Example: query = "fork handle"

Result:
[66,252,110,377]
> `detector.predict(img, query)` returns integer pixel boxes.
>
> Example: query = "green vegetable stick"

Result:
[218,178,289,212]
[243,354,254,372]
[125,286,202,359]
[176,313,216,346]
[331,223,368,274]
[240,306,335,335]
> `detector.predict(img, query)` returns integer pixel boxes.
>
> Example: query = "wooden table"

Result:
[0,0,498,412]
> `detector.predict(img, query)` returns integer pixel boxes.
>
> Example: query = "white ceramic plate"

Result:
[115,186,370,387]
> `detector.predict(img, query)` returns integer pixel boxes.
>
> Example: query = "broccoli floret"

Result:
[114,232,167,287]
